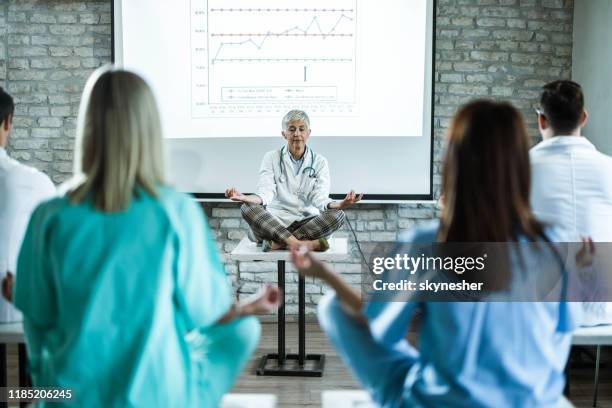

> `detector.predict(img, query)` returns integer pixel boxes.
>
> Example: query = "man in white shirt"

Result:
[530,80,612,325]
[225,110,361,251]
[0,87,55,322]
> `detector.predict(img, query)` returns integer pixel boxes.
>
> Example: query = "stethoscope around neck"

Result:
[278,146,316,183]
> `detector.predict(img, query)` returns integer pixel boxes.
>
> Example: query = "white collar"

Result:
[532,136,596,152]
[0,146,6,159]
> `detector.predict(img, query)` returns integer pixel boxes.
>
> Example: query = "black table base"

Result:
[256,260,325,377]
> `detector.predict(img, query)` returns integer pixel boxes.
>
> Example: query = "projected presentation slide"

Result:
[192,2,358,118]
[117,0,429,138]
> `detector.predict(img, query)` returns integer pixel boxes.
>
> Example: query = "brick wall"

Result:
[3,1,111,181]
[2,0,574,315]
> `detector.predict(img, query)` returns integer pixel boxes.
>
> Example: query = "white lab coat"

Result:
[256,146,333,227]
[530,136,612,325]
[0,147,55,322]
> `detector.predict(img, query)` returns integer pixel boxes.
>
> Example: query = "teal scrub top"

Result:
[14,187,232,407]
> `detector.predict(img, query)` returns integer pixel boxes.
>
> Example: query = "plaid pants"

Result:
[240,204,345,243]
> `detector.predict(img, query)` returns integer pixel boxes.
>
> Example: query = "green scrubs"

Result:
[14,187,260,407]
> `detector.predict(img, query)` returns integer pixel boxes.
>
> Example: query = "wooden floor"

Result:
[5,322,612,407]
[233,322,612,408]
[231,322,360,407]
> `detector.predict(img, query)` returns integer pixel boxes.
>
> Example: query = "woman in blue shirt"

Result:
[14,67,279,407]
[291,101,580,407]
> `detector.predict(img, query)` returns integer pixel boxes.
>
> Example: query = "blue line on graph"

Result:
[211,14,354,64]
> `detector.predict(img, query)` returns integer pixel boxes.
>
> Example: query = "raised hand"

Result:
[2,271,13,303]
[225,187,247,202]
[339,190,363,209]
[290,245,328,279]
[576,236,595,268]
[244,284,282,314]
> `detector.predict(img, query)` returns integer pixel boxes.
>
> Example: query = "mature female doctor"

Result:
[226,110,362,251]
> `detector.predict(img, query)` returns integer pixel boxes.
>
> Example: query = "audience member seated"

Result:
[225,110,361,252]
[531,80,612,326]
[291,100,581,408]
[13,66,280,407]
[0,86,55,322]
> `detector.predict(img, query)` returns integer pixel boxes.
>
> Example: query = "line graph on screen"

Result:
[190,0,358,118]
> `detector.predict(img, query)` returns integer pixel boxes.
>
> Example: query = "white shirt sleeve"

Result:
[309,156,333,212]
[255,151,277,206]
[0,162,56,323]
[7,170,56,272]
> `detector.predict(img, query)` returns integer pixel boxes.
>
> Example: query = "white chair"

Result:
[572,325,612,407]
[322,390,376,408]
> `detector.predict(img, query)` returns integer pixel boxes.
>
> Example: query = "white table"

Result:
[322,390,574,408]
[231,237,348,377]
[221,393,276,408]
[322,390,376,408]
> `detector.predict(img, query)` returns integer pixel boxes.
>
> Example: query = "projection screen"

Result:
[113,0,435,200]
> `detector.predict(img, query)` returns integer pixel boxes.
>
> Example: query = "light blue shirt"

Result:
[288,149,306,176]
[364,222,581,408]
[14,187,232,407]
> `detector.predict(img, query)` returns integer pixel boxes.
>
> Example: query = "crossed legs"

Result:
[240,204,345,249]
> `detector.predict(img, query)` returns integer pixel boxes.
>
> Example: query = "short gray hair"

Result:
[282,110,310,130]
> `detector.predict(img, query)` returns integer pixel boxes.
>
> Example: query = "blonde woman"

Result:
[14,67,279,407]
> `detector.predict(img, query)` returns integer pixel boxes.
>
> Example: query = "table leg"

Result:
[18,343,30,408]
[593,345,601,407]
[277,260,285,365]
[298,274,305,366]
[256,259,324,376]
[18,344,28,387]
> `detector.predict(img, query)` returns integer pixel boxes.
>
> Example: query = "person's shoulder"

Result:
[529,139,553,160]
[311,150,328,168]
[157,186,198,208]
[591,147,612,167]
[312,148,327,161]
[154,187,211,241]
[398,220,439,244]
[263,149,279,160]
[156,186,206,221]
[29,195,72,227]
[4,157,54,189]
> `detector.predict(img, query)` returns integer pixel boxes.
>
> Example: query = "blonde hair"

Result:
[69,66,164,212]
